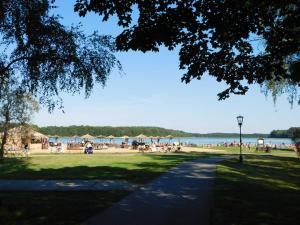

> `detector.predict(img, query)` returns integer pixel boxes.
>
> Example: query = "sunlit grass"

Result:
[208,146,298,158]
[0,153,208,183]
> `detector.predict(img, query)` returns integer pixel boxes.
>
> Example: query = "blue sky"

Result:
[33,1,300,134]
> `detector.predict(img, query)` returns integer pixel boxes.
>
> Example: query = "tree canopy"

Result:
[0,73,39,157]
[0,0,121,110]
[290,128,300,147]
[74,0,300,101]
[270,127,300,138]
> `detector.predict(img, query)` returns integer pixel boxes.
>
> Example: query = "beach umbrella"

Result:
[136,134,147,139]
[107,135,115,139]
[136,134,147,142]
[107,135,115,143]
[122,135,130,143]
[97,135,105,143]
[81,134,95,140]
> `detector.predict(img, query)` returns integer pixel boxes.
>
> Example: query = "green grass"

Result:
[0,153,207,184]
[4,151,299,224]
[0,191,129,225]
[0,152,209,225]
[210,146,299,158]
[212,155,300,225]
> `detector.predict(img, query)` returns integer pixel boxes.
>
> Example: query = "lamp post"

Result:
[236,115,244,162]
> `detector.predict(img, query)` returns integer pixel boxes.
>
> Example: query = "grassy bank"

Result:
[212,155,300,225]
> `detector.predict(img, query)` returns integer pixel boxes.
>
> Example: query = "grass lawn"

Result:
[0,191,129,225]
[0,152,208,225]
[210,146,298,158]
[0,152,208,184]
[212,155,300,225]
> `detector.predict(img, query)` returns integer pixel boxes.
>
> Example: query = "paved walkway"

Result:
[83,157,227,225]
[0,179,140,191]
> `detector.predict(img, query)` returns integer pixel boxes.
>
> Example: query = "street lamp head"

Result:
[236,115,244,163]
[237,115,244,126]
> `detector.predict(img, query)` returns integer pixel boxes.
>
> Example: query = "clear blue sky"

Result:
[33,1,300,134]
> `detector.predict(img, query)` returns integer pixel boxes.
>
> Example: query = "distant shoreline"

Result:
[49,135,287,138]
[34,125,273,138]
[2,125,294,139]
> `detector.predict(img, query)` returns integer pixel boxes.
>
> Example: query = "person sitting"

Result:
[132,140,138,150]
[84,142,93,154]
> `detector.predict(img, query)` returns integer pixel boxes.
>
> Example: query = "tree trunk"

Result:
[0,131,8,158]
[0,109,10,159]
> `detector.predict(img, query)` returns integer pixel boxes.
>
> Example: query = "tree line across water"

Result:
[2,125,298,138]
[35,125,269,138]
[269,127,300,138]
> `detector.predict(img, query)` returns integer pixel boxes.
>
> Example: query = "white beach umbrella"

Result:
[81,134,95,140]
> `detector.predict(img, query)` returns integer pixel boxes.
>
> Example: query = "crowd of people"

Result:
[198,140,295,151]
[6,138,296,156]
[62,139,184,154]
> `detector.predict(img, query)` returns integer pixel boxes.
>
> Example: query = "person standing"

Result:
[23,144,29,157]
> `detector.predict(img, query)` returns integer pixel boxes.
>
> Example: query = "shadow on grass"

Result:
[212,155,300,225]
[0,153,209,184]
[0,190,130,225]
[0,153,213,225]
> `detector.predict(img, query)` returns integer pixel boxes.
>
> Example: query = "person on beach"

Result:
[23,144,29,157]
[84,142,93,154]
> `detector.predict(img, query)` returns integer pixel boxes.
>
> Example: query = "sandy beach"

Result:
[28,144,225,155]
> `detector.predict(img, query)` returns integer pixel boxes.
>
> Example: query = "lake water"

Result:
[50,137,292,145]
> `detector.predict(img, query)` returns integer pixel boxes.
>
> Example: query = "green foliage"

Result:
[262,78,300,106]
[0,73,39,157]
[38,125,195,137]
[35,125,268,138]
[75,0,300,100]
[0,0,121,110]
[290,128,300,145]
[270,127,300,138]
